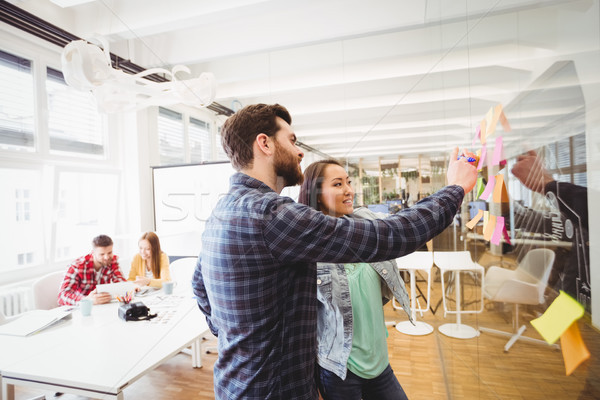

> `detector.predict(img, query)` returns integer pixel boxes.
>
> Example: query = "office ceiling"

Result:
[8,0,596,169]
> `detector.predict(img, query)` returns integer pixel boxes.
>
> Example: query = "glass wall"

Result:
[366,1,599,398]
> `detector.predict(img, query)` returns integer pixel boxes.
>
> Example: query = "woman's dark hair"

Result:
[139,232,163,278]
[221,103,292,170]
[298,159,344,212]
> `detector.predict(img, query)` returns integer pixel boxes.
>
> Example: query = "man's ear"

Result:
[255,133,274,156]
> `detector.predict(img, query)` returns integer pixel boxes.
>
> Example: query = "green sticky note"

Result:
[530,291,585,345]
[476,177,485,199]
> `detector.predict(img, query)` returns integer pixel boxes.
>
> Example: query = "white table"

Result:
[0,291,208,400]
[434,251,485,340]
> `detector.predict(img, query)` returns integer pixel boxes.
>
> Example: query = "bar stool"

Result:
[433,251,485,339]
[393,251,434,336]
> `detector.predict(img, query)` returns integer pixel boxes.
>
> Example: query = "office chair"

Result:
[479,248,559,352]
[32,271,65,310]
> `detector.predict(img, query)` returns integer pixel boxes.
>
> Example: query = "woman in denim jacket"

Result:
[299,159,413,400]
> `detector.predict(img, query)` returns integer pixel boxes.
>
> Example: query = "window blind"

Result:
[46,67,104,156]
[189,117,212,163]
[158,107,185,165]
[0,50,35,150]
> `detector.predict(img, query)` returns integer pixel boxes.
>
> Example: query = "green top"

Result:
[344,262,389,379]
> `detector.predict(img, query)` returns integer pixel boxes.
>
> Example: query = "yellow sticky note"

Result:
[492,174,509,203]
[483,214,496,241]
[530,291,585,345]
[480,119,487,145]
[560,321,590,376]
[485,106,494,137]
[483,210,489,231]
[466,209,484,230]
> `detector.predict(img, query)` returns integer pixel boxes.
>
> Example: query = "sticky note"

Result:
[483,214,496,241]
[480,119,487,145]
[466,209,484,229]
[479,175,495,201]
[473,125,481,147]
[492,136,503,166]
[530,291,585,345]
[502,224,512,245]
[485,107,494,138]
[491,216,504,245]
[475,177,485,198]
[487,104,502,137]
[477,146,487,171]
[483,210,489,231]
[561,321,590,375]
[499,110,511,132]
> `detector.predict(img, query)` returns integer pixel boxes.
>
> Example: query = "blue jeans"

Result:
[318,364,409,400]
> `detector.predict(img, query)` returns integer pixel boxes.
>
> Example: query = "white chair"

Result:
[169,257,198,293]
[434,251,485,339]
[32,271,65,310]
[393,251,434,335]
[169,257,217,354]
[479,248,559,352]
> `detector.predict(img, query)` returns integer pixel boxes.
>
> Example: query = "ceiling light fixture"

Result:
[61,37,216,113]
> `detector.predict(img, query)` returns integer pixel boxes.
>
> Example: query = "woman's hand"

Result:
[134,276,152,287]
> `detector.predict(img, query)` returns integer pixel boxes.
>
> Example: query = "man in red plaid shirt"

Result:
[58,234,126,306]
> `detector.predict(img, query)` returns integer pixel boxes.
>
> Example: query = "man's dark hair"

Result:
[92,234,113,248]
[221,103,292,170]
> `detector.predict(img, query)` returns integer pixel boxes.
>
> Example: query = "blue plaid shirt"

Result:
[193,172,464,399]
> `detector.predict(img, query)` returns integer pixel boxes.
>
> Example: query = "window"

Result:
[15,189,30,222]
[53,171,120,261]
[189,117,212,163]
[0,50,35,151]
[0,168,44,272]
[215,126,228,161]
[158,107,185,165]
[46,67,104,156]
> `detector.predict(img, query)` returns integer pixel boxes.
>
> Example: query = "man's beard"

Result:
[273,142,304,187]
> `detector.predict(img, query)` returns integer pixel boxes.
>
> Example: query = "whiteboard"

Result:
[151,161,300,257]
[152,162,236,256]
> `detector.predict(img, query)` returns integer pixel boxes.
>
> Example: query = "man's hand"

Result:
[446,147,477,193]
[511,150,553,193]
[88,289,112,305]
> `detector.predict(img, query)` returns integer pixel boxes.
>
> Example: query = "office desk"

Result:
[0,292,208,400]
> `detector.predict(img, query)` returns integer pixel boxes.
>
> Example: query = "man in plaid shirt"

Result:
[58,234,126,306]
[192,104,477,399]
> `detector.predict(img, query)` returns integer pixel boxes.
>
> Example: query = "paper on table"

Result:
[0,308,73,337]
[560,321,590,375]
[530,291,585,345]
[96,281,137,298]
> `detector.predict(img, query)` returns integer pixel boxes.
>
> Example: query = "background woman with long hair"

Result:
[129,231,171,288]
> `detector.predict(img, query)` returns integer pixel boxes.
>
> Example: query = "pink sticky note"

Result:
[479,176,496,200]
[492,136,503,166]
[477,146,487,170]
[472,125,481,147]
[502,225,512,245]
[491,216,504,245]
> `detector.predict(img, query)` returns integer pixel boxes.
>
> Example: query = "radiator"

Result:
[0,287,30,317]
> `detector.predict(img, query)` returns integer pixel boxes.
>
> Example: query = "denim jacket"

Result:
[316,207,413,380]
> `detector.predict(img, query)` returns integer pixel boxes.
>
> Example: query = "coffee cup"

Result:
[80,298,93,316]
[163,281,175,295]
